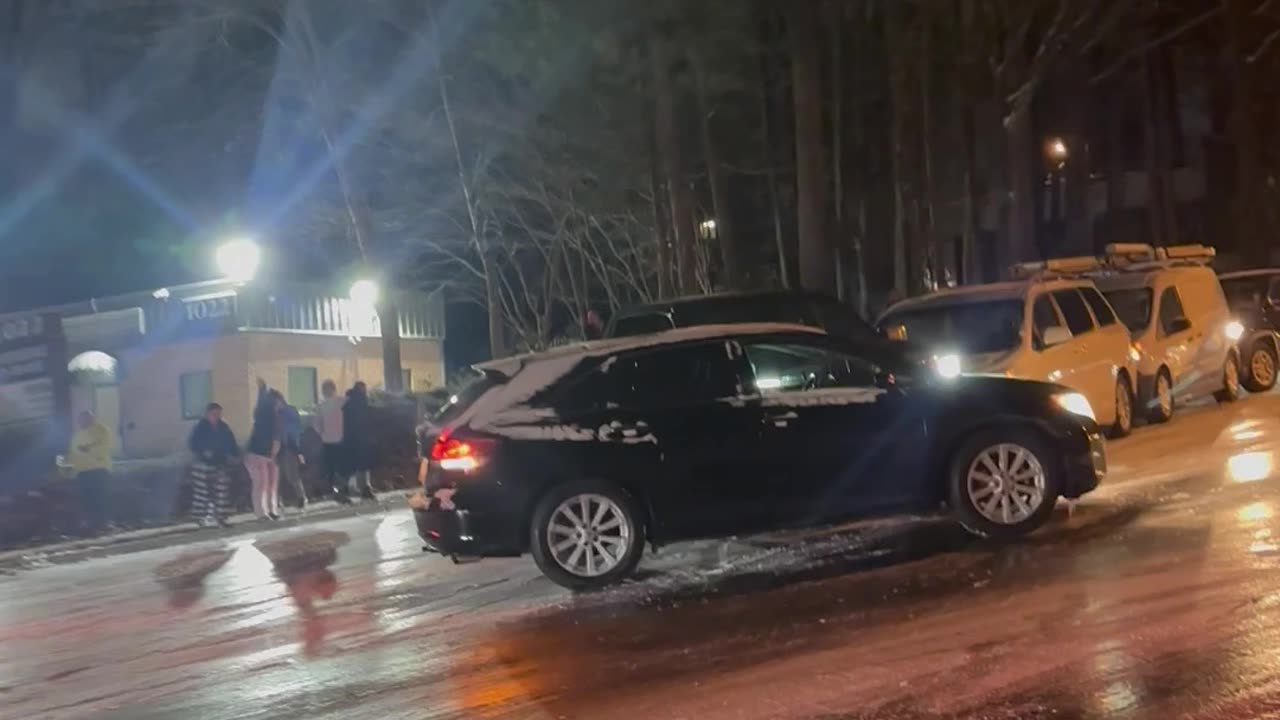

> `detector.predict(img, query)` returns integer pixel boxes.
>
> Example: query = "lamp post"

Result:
[349,277,404,393]
[215,238,261,282]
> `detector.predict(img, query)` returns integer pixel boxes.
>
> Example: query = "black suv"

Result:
[413,323,1106,590]
[607,290,881,343]
[1218,270,1280,392]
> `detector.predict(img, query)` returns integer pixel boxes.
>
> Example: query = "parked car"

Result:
[877,272,1139,437]
[413,323,1106,590]
[1218,269,1280,393]
[607,290,881,343]
[1088,244,1241,422]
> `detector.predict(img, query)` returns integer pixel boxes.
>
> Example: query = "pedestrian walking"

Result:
[277,398,308,510]
[314,379,348,503]
[188,402,239,528]
[244,379,283,520]
[67,410,114,535]
[341,381,375,501]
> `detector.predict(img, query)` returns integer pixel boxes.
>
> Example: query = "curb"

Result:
[0,490,411,569]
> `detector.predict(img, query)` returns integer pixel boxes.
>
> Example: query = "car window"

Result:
[1268,278,1280,305]
[1052,290,1095,336]
[1103,288,1154,333]
[1080,287,1118,327]
[564,342,740,411]
[608,313,674,338]
[879,299,1023,354]
[1031,295,1064,350]
[1222,277,1267,311]
[742,341,878,392]
[1158,287,1188,336]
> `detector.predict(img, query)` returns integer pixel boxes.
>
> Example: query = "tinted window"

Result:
[1080,287,1118,327]
[681,298,814,327]
[1031,296,1063,350]
[1158,287,1188,336]
[609,313,674,338]
[1103,288,1154,333]
[812,299,879,341]
[431,371,502,425]
[1052,290,1094,336]
[569,342,739,411]
[1222,277,1268,310]
[879,300,1023,354]
[742,342,878,392]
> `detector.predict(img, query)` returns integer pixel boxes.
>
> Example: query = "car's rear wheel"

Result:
[1110,375,1133,439]
[1244,342,1278,393]
[1146,368,1174,424]
[949,428,1062,540]
[1215,353,1242,403]
[530,480,645,591]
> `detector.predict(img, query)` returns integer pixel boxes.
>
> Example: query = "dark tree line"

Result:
[2,0,1280,360]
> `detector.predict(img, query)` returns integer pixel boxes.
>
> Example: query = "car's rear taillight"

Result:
[429,431,493,472]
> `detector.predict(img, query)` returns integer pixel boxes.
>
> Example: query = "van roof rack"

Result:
[1009,243,1216,279]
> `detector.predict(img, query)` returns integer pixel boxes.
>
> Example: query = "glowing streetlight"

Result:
[1046,137,1069,162]
[349,279,380,308]
[215,238,261,282]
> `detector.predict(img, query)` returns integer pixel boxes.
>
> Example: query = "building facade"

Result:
[1,280,445,459]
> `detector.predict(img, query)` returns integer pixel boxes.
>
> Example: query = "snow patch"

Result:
[759,387,888,407]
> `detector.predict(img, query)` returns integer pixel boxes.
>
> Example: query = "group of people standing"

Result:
[186,378,375,528]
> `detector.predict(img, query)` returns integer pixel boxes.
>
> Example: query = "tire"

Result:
[948,427,1062,541]
[1215,353,1242,403]
[529,479,646,591]
[1146,368,1174,424]
[1109,374,1134,439]
[1244,341,1278,393]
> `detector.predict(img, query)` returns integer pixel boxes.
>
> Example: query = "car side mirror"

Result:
[1168,317,1192,334]
[1042,326,1072,347]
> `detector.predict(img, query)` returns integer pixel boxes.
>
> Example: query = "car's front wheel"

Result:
[1146,368,1174,424]
[949,428,1062,540]
[1244,342,1278,393]
[1215,353,1242,403]
[1110,375,1133,439]
[529,480,646,591]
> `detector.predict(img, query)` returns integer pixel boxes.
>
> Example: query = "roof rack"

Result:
[1009,243,1216,280]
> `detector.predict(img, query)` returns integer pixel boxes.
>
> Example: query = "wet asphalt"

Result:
[7,394,1280,719]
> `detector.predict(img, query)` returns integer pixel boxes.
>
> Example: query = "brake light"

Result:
[430,431,492,472]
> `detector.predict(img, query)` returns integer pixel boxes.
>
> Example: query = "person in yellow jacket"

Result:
[68,411,113,534]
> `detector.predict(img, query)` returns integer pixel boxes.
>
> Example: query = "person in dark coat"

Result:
[339,381,375,501]
[188,403,239,527]
[245,380,284,519]
[277,399,307,510]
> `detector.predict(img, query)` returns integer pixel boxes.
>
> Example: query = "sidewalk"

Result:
[0,490,412,572]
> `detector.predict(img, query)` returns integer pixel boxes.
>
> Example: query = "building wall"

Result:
[112,332,444,459]
[117,335,252,458]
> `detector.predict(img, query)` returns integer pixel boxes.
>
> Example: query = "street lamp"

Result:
[215,238,261,282]
[1046,137,1069,162]
[349,279,380,308]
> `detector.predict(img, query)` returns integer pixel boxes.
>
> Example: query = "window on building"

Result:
[287,367,318,407]
[401,368,413,391]
[180,371,212,420]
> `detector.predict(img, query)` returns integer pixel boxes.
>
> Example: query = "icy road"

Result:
[9,396,1280,719]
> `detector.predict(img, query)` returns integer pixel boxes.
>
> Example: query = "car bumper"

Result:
[411,486,524,558]
[1062,430,1106,498]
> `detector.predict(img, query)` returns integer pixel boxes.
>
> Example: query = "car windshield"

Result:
[879,300,1023,354]
[1103,288,1154,333]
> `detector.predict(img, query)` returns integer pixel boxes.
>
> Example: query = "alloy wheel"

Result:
[1115,382,1132,433]
[1156,374,1173,417]
[546,493,632,578]
[966,443,1047,526]
[1252,349,1276,388]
